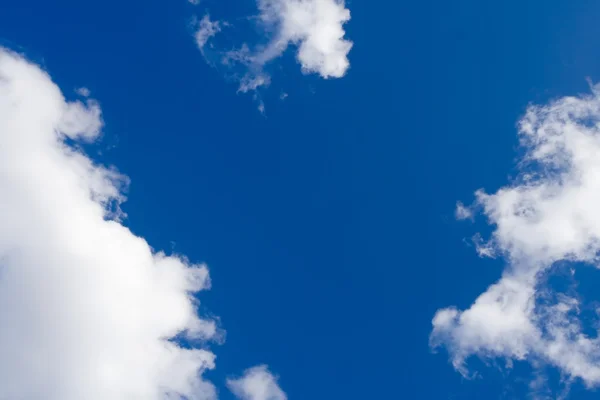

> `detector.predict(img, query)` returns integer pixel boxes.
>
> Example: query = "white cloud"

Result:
[455,201,473,220]
[227,365,287,400]
[431,84,600,388]
[195,14,221,50]
[256,0,353,79]
[194,0,352,94]
[0,48,218,399]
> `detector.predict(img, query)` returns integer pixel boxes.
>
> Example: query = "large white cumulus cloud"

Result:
[0,48,218,400]
[431,84,600,388]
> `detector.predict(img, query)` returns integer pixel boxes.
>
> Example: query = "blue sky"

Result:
[3,0,600,399]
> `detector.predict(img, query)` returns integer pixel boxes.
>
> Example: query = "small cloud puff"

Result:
[75,86,91,97]
[454,201,473,221]
[192,0,352,100]
[227,365,287,400]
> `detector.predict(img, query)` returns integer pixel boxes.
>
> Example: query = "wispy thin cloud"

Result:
[195,14,221,51]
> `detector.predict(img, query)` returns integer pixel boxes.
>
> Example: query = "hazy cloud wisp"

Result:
[193,0,352,94]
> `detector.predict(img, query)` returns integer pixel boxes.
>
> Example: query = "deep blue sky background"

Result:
[3,0,600,398]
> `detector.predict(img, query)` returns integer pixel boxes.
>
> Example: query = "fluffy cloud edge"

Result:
[431,84,600,391]
[227,365,287,400]
[193,0,353,94]
[0,47,220,400]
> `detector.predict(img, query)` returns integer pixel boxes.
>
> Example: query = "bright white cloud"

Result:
[227,365,287,400]
[256,0,352,79]
[431,84,600,388]
[194,0,352,93]
[0,48,218,400]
